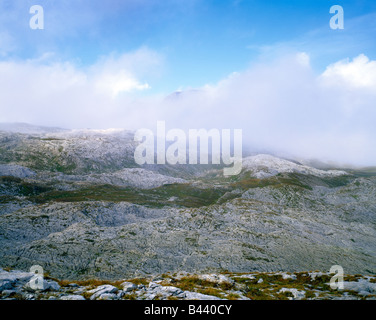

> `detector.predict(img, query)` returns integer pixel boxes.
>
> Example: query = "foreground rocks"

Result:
[1,267,375,300]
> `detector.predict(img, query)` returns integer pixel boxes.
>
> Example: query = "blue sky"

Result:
[2,0,376,93]
[1,1,376,165]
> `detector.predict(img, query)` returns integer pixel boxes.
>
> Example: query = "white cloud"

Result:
[296,52,310,67]
[94,72,150,97]
[320,54,376,89]
[89,49,160,97]
[0,51,375,166]
[0,47,162,128]
[158,53,376,166]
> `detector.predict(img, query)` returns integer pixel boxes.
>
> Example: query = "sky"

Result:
[0,0,376,166]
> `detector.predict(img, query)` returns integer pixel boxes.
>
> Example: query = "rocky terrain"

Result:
[1,267,376,300]
[0,123,375,300]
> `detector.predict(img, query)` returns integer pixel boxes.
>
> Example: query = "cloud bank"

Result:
[0,50,375,166]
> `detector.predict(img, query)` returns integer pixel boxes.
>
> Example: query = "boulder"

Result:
[183,291,223,300]
[23,279,60,292]
[87,285,118,300]
[45,280,61,291]
[121,281,137,293]
[0,280,13,291]
[97,293,118,300]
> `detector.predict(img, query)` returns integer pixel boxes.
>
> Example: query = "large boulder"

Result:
[87,285,118,300]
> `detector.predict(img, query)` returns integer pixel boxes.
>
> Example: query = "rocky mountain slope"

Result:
[0,123,375,286]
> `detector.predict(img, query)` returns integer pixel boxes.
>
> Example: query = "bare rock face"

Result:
[0,126,375,282]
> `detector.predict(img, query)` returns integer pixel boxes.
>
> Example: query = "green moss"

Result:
[197,287,226,298]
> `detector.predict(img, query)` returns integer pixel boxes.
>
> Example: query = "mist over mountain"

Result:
[2,53,376,167]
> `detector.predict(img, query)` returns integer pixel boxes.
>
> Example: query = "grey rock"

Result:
[148,284,184,299]
[23,279,60,292]
[0,280,13,291]
[60,295,86,300]
[160,286,184,296]
[0,164,36,179]
[343,279,376,294]
[183,291,224,300]
[278,288,306,300]
[45,280,61,291]
[0,270,34,284]
[121,281,137,293]
[143,293,156,300]
[148,282,161,290]
[198,274,234,285]
[0,290,17,298]
[97,293,118,300]
[88,285,118,300]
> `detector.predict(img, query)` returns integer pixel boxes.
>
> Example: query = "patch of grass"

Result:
[320,175,353,188]
[127,278,149,286]
[58,278,106,288]
[231,271,349,300]
[58,278,124,290]
[122,293,137,300]
[243,286,273,300]
[0,176,51,197]
[40,138,64,141]
[305,290,317,299]
[226,292,241,300]
[273,290,294,300]
[197,287,226,299]
[82,291,93,300]
[0,291,24,300]
[170,275,234,298]
[344,274,364,282]
[219,281,234,291]
[295,273,331,290]
[230,176,276,190]
[172,276,216,291]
